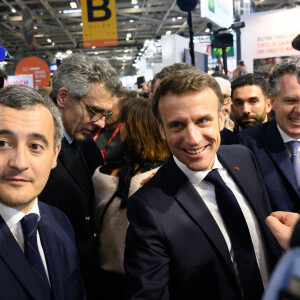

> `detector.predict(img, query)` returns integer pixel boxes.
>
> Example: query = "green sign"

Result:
[211,46,234,58]
[209,0,215,13]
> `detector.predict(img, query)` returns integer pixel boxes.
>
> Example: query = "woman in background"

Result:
[93,97,169,299]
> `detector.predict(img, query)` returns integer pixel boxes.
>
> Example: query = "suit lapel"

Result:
[217,147,268,223]
[38,207,64,300]
[60,138,91,192]
[263,120,300,197]
[0,216,44,300]
[164,157,238,281]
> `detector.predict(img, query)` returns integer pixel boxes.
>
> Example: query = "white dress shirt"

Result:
[277,125,300,162]
[0,199,50,282]
[173,155,269,288]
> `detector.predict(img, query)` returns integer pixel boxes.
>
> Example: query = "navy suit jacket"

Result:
[124,145,282,300]
[0,202,86,300]
[238,119,300,212]
[39,138,99,298]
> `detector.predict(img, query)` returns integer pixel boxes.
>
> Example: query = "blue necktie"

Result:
[205,169,264,300]
[287,141,300,191]
[21,214,52,300]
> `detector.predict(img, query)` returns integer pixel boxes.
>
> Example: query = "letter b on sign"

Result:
[87,0,111,22]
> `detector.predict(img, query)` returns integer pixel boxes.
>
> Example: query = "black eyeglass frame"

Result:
[80,99,113,122]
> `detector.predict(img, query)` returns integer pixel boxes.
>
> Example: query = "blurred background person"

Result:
[92,97,169,300]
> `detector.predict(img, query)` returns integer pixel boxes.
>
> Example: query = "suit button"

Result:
[85,216,90,221]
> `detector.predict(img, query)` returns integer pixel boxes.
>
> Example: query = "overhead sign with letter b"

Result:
[81,0,118,48]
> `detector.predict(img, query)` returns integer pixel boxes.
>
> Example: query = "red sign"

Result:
[15,56,50,89]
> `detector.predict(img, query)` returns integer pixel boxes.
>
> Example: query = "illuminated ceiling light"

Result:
[122,66,125,70]
[80,22,83,26]
[47,38,52,43]
[126,37,129,41]
[95,51,98,55]
[177,16,182,20]
[166,31,172,35]
[11,8,16,13]
[126,33,132,38]
[70,1,77,8]
[129,19,134,23]
[34,26,37,30]
[205,28,210,33]
[66,50,72,55]
[52,42,55,45]
[132,0,138,4]
[133,5,139,9]
[138,52,142,55]
[172,17,176,21]
[92,46,96,49]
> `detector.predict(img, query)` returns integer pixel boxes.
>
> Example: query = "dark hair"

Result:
[151,63,196,93]
[269,58,300,97]
[0,69,8,80]
[120,98,169,162]
[0,85,63,147]
[152,69,223,124]
[231,73,269,99]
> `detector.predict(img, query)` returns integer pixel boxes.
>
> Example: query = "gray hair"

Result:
[269,58,300,97]
[214,77,231,94]
[51,53,121,102]
[0,85,63,147]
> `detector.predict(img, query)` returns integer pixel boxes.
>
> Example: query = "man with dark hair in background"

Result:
[239,59,300,212]
[39,53,121,299]
[0,69,8,89]
[231,73,272,133]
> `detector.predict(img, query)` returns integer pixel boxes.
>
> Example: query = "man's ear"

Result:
[269,93,276,110]
[56,87,69,108]
[51,143,61,169]
[158,121,166,140]
[266,97,272,113]
[219,108,225,131]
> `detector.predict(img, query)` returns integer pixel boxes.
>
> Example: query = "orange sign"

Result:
[15,56,50,89]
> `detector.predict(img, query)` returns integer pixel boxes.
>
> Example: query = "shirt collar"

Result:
[0,198,41,230]
[63,126,73,144]
[173,154,223,186]
[277,124,300,143]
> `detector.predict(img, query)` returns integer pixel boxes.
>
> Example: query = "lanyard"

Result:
[99,123,121,163]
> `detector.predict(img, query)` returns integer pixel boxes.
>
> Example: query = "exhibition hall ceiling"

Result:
[0,0,299,75]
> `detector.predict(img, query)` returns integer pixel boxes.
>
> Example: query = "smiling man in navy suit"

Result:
[124,69,281,300]
[239,59,300,212]
[0,85,85,300]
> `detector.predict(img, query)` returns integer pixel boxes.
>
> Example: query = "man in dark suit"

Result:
[238,59,300,212]
[39,53,121,299]
[124,69,281,299]
[0,85,85,299]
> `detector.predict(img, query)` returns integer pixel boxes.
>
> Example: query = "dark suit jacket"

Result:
[220,128,239,145]
[238,119,300,212]
[0,202,86,300]
[124,145,282,300]
[39,138,99,298]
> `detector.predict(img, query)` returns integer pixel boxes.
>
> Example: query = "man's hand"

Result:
[265,211,300,250]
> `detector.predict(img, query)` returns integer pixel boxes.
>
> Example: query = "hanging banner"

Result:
[7,74,34,87]
[22,6,35,47]
[81,0,118,48]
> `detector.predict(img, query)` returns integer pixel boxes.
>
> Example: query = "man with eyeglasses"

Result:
[239,59,300,212]
[39,53,121,300]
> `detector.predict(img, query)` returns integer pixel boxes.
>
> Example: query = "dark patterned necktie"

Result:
[287,141,300,191]
[21,214,52,300]
[205,169,264,300]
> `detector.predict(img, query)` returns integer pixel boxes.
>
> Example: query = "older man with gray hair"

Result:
[39,53,121,299]
[239,58,300,213]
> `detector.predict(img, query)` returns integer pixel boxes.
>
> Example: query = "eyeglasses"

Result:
[223,94,232,105]
[80,99,113,122]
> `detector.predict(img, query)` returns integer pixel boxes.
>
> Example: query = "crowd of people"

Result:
[0,52,300,300]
